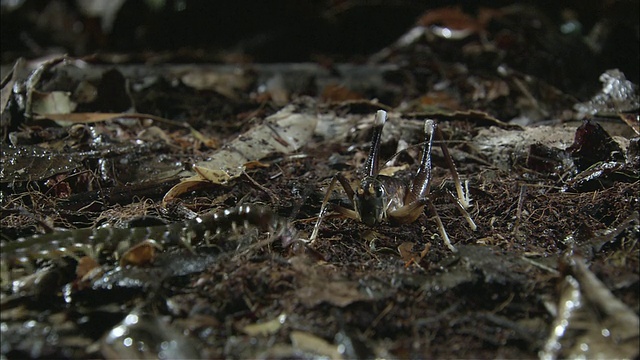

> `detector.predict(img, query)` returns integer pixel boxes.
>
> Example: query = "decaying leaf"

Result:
[23,56,67,117]
[296,278,369,308]
[619,113,640,135]
[398,241,430,267]
[241,313,287,336]
[474,125,576,171]
[31,91,77,115]
[180,68,254,99]
[243,160,270,170]
[398,242,415,263]
[0,146,82,182]
[33,112,190,127]
[290,256,389,307]
[378,164,409,177]
[193,162,244,184]
[290,330,344,360]
[161,180,220,204]
[164,102,317,201]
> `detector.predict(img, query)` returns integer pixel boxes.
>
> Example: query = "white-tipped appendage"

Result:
[424,119,435,136]
[374,110,387,126]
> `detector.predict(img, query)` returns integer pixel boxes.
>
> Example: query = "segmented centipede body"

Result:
[1,205,288,270]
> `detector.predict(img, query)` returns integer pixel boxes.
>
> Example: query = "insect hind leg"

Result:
[410,119,437,202]
[363,110,388,177]
[309,174,358,244]
[412,119,472,209]
[427,200,457,252]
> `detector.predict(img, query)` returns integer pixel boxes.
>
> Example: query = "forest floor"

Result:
[1,2,638,359]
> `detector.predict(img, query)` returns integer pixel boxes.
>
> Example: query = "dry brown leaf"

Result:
[398,242,415,263]
[398,242,431,267]
[290,257,378,308]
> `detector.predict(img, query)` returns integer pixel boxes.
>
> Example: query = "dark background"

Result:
[2,0,638,86]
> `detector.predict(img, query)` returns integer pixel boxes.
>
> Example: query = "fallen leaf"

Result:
[290,257,386,307]
[162,178,230,204]
[290,331,343,359]
[378,164,409,177]
[31,91,77,115]
[164,103,317,201]
[181,69,253,100]
[398,242,430,267]
[241,313,287,336]
[398,242,415,263]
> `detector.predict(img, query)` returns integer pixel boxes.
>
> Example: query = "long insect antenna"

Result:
[363,110,387,177]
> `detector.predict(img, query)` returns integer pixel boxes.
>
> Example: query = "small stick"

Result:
[513,185,527,235]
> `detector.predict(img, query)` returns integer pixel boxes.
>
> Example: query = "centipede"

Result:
[1,204,288,276]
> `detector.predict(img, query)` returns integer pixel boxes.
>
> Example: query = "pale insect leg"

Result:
[309,174,358,244]
[427,200,457,253]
